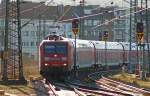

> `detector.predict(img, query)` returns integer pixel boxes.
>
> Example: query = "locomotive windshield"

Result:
[44,43,67,55]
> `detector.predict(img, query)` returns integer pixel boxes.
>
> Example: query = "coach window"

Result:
[96,50,99,64]
[97,50,100,63]
[99,50,101,64]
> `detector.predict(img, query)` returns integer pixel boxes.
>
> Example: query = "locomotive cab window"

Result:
[44,42,67,56]
[44,45,55,54]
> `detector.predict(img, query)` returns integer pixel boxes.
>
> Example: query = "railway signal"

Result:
[136,22,144,42]
[72,19,80,78]
[103,31,108,70]
[136,22,146,80]
[103,31,109,41]
[72,19,79,35]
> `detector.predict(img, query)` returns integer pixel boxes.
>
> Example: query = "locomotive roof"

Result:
[92,41,137,50]
[70,38,137,50]
[69,39,94,48]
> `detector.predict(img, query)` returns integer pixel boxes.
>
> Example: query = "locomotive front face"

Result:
[43,42,68,67]
[40,41,70,76]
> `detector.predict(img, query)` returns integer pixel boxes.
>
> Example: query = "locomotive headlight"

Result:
[54,54,57,57]
[61,57,67,61]
[45,63,48,66]
[63,63,67,66]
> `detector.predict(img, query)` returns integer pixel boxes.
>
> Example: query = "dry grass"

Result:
[22,55,41,79]
[0,55,41,95]
[0,84,35,96]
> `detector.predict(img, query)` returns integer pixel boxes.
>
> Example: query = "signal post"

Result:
[72,19,79,78]
[103,31,109,70]
[136,22,146,80]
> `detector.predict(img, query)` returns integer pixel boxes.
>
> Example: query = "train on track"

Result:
[39,34,149,77]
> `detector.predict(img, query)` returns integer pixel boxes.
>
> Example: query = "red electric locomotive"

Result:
[39,34,150,78]
[39,35,73,77]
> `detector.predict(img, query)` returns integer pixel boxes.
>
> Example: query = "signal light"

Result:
[136,22,144,42]
[104,31,108,38]
[72,19,79,35]
[137,22,144,33]
[103,31,108,41]
[72,19,79,29]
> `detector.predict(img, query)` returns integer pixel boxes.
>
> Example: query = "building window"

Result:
[23,31,29,36]
[36,42,39,46]
[93,20,99,25]
[118,31,122,35]
[88,20,92,26]
[22,42,29,46]
[84,31,88,36]
[84,20,93,26]
[84,9,91,14]
[31,31,35,36]
[84,20,88,26]
[22,42,25,46]
[31,42,34,46]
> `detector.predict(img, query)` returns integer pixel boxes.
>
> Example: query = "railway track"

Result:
[98,76,150,96]
[37,77,132,96]
[64,78,134,96]
[88,71,150,96]
[31,70,150,96]
[31,77,84,96]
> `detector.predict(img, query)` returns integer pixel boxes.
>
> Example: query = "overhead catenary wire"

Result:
[1,0,149,33]
[56,6,73,22]
[53,2,142,34]
[20,0,54,29]
[56,0,129,22]
[53,4,149,38]
[91,7,149,30]
[0,1,144,22]
[58,5,137,22]
[0,0,54,18]
[58,5,149,31]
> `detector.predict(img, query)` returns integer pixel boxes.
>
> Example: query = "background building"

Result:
[0,1,150,59]
[113,7,130,42]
